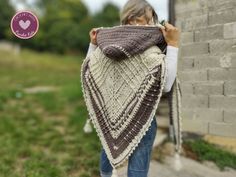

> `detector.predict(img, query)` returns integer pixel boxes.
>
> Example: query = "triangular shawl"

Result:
[81,25,183,169]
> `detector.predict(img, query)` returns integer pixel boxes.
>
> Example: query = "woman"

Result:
[86,0,180,176]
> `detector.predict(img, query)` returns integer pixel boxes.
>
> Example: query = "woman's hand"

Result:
[89,28,98,45]
[160,22,180,48]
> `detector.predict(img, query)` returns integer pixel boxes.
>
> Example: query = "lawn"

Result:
[0,48,102,177]
[183,139,236,170]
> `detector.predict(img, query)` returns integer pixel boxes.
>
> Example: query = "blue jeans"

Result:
[99,116,158,177]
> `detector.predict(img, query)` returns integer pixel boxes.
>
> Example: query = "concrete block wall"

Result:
[175,0,236,137]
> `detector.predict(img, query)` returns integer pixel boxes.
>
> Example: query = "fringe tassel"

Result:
[111,168,118,177]
[174,152,182,171]
[173,77,183,171]
[83,118,93,133]
[169,76,183,171]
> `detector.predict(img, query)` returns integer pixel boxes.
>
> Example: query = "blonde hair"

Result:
[120,0,158,25]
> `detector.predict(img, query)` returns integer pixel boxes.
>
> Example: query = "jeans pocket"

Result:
[139,121,156,147]
[100,149,113,174]
[128,145,152,172]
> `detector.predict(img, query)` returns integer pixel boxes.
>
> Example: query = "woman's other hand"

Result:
[89,28,98,45]
[160,22,180,48]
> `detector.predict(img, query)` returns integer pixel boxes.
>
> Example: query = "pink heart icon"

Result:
[11,11,39,39]
[19,20,31,30]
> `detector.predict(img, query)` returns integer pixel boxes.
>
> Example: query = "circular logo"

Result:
[10,10,39,39]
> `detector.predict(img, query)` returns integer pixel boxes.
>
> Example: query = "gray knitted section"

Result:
[96,25,167,60]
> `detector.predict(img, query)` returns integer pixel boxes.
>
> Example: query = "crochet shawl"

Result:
[81,25,183,169]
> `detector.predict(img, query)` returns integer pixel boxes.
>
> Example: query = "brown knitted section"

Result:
[96,25,167,60]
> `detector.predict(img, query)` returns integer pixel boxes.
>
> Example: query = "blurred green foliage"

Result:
[3,0,120,55]
[0,0,15,39]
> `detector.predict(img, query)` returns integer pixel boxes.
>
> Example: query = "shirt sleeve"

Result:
[162,45,179,93]
[85,43,97,59]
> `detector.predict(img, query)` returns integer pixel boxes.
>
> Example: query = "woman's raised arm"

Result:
[163,45,178,92]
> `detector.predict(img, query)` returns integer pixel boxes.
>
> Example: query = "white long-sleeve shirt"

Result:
[85,43,178,93]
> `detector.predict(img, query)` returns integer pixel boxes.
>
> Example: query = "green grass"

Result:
[184,139,236,170]
[0,49,101,177]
